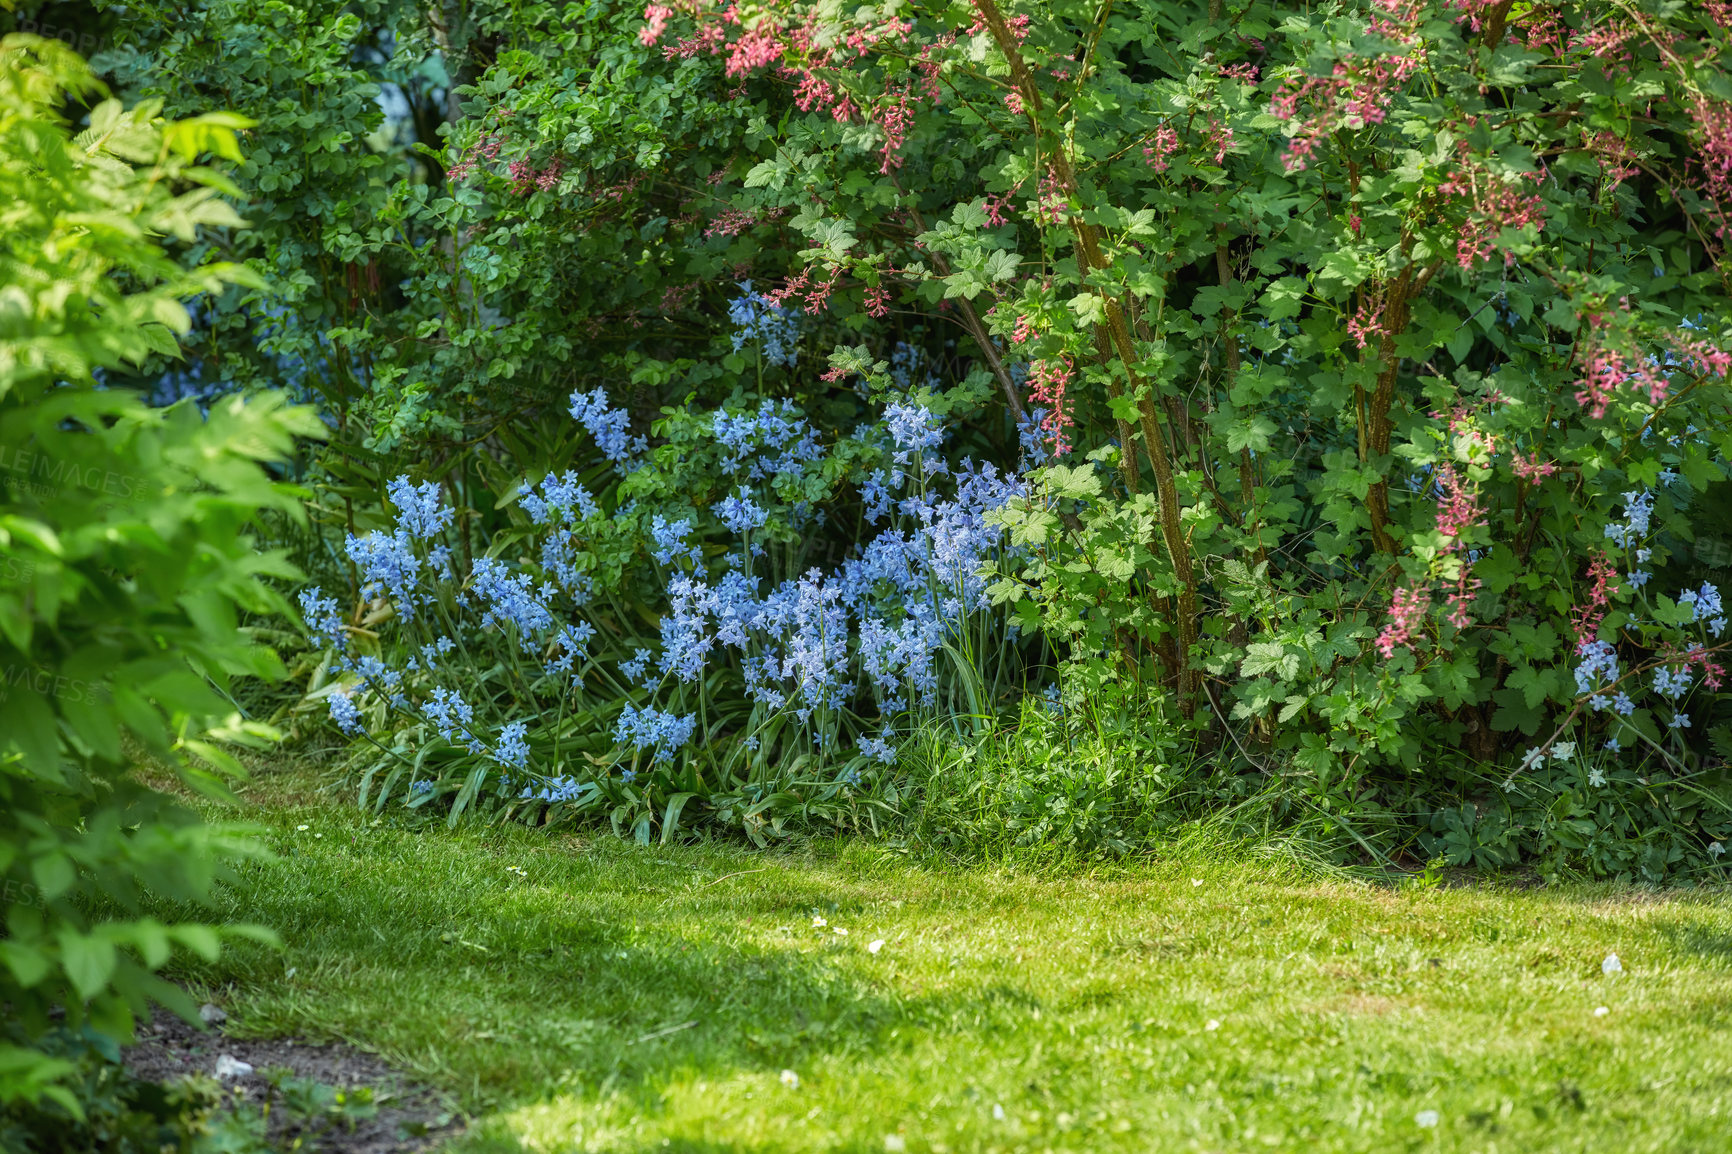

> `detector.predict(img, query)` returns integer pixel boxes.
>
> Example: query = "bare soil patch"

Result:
[125,1012,460,1153]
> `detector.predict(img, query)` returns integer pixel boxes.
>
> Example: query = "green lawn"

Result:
[180,768,1732,1153]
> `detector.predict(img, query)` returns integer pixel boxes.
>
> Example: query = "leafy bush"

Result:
[0,35,319,1113]
[91,0,1732,875]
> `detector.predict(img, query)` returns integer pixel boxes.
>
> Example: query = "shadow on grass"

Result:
[155,826,1032,1147]
[1651,914,1732,968]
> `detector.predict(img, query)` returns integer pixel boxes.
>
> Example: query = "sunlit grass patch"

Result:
[174,771,1732,1153]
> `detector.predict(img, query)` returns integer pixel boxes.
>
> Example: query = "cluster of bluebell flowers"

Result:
[298,385,1024,814]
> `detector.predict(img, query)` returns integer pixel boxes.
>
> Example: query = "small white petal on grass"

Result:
[868,939,886,954]
[1603,952,1623,975]
[883,1137,906,1153]
[285,967,297,979]
[214,1055,253,1079]
[295,824,309,832]
[780,1069,800,1089]
[1594,1006,1610,1017]
[1190,878,1203,887]
[812,916,827,928]
[1204,1019,1220,1031]
[314,833,322,839]
[834,927,849,936]
[1415,1110,1439,1128]
[992,1103,1006,1121]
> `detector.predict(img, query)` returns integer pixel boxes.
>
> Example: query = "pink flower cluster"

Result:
[1346,298,1385,349]
[1570,555,1620,644]
[1270,55,1421,171]
[966,9,1030,42]
[1445,405,1496,459]
[1376,585,1431,658]
[508,156,562,195]
[1434,463,1485,628]
[1142,125,1179,172]
[660,281,698,312]
[446,132,502,181]
[1680,645,1727,692]
[1033,167,1069,226]
[1377,439,1495,655]
[1693,95,1732,210]
[704,207,760,237]
[1439,162,1546,269]
[639,3,673,46]
[1027,357,1074,455]
[1583,130,1639,187]
[1511,452,1558,483]
[1573,343,1668,417]
[764,265,839,313]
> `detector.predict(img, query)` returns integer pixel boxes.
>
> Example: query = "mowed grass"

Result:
[174,768,1732,1153]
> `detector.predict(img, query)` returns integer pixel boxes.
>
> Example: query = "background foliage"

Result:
[9,0,1732,879]
[0,32,318,1121]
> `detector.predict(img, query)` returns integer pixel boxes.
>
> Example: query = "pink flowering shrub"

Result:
[146,0,1732,872]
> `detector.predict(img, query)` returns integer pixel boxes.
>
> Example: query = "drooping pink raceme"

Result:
[1583,130,1639,187]
[1435,461,1487,630]
[1570,555,1620,644]
[705,207,759,237]
[1346,298,1385,349]
[1142,125,1179,172]
[874,91,916,173]
[1441,162,1546,269]
[1434,462,1483,541]
[1511,452,1558,483]
[1682,645,1727,691]
[1027,357,1075,456]
[1445,405,1496,459]
[639,4,673,46]
[1376,585,1431,657]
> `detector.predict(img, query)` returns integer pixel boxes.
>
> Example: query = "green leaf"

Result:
[56,930,117,1001]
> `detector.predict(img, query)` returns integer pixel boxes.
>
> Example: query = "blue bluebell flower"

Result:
[570,389,648,466]
[1681,582,1727,637]
[494,720,531,770]
[471,556,554,642]
[328,691,364,736]
[727,283,803,366]
[346,529,423,618]
[520,775,587,803]
[718,489,768,534]
[1603,490,1655,547]
[423,686,477,743]
[621,647,653,685]
[615,704,697,763]
[387,475,454,540]
[1654,665,1693,698]
[650,515,702,566]
[1575,641,1620,700]
[298,587,347,649]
